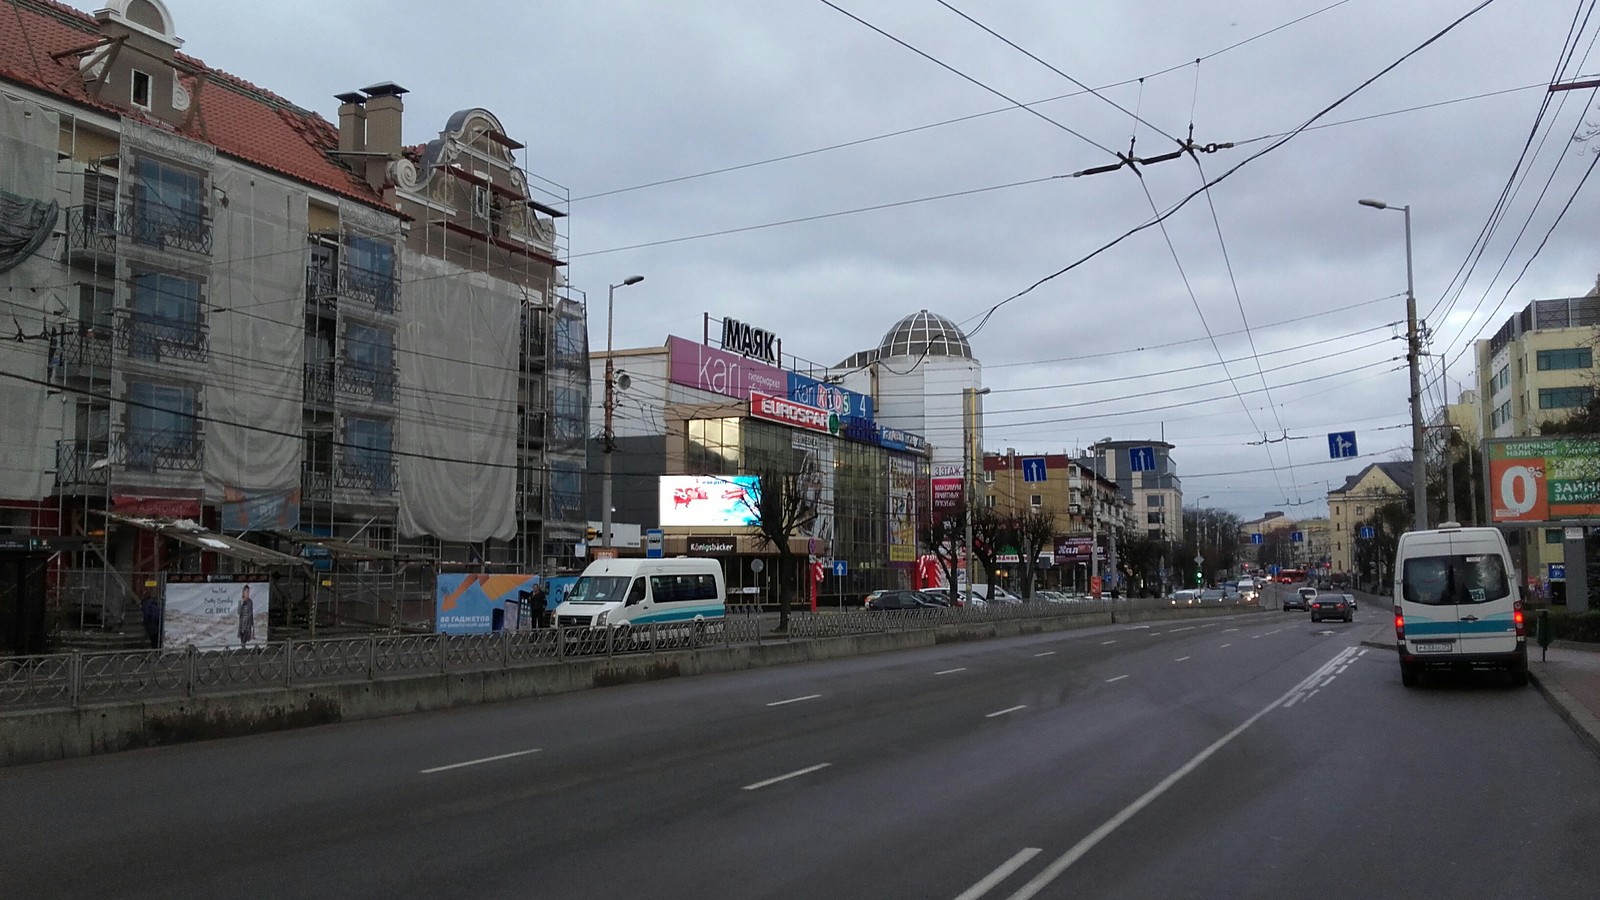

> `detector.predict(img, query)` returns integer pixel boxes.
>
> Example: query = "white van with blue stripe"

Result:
[553,557,726,633]
[1393,523,1527,687]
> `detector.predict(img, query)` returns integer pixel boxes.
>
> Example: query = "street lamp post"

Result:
[962,387,990,587]
[602,275,644,550]
[1359,198,1427,532]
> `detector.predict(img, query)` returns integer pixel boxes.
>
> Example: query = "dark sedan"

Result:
[1309,594,1353,623]
[865,590,945,611]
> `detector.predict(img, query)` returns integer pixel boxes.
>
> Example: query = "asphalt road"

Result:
[3,603,1597,899]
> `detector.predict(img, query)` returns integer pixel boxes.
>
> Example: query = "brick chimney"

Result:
[360,82,407,157]
[335,91,366,154]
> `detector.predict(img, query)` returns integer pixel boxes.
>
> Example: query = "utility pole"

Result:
[601,275,644,549]
[1360,198,1427,531]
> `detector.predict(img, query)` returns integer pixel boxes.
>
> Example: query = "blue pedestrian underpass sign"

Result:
[1129,446,1156,472]
[1328,431,1358,459]
[1021,456,1047,483]
[1251,533,1264,545]
[1291,531,1303,543]
[1359,525,1375,540]
[831,559,848,577]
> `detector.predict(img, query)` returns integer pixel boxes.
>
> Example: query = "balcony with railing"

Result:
[55,432,204,490]
[304,262,400,315]
[48,327,114,383]
[121,201,213,256]
[117,316,207,365]
[336,360,399,406]
[301,462,332,502]
[62,204,119,265]
[335,455,398,497]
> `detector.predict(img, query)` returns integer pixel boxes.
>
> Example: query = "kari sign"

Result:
[668,335,786,400]
[1487,437,1600,523]
[659,475,760,527]
[750,392,840,435]
[787,372,873,421]
[1054,536,1096,562]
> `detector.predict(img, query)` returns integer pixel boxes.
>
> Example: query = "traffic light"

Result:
[1195,570,1203,585]
[584,527,600,542]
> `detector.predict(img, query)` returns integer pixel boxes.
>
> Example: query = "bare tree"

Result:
[970,505,1004,602]
[744,469,815,632]
[1012,508,1057,599]
[917,495,966,594]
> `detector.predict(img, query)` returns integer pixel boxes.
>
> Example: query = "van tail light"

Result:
[1514,600,1526,637]
[1394,605,1405,641]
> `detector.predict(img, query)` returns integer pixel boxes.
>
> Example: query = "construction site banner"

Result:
[1487,436,1600,524]
[162,575,269,650]
[435,573,541,634]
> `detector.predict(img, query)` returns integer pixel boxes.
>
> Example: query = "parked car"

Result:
[1200,588,1228,604]
[1170,589,1201,606]
[913,590,952,607]
[1344,592,1358,611]
[1310,594,1353,623]
[865,590,943,612]
[962,584,1022,604]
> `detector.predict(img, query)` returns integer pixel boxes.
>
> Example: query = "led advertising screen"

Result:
[659,475,761,527]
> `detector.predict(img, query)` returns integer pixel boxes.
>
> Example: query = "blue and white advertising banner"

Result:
[436,573,541,634]
[788,372,874,421]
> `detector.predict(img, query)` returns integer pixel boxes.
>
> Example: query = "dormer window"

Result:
[131,70,152,108]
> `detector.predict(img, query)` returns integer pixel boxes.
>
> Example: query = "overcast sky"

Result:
[162,0,1599,518]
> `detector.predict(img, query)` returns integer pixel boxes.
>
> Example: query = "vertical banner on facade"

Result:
[792,431,835,543]
[931,463,964,522]
[162,575,269,650]
[435,573,542,634]
[887,455,917,564]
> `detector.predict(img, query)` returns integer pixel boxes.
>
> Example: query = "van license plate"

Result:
[1414,641,1453,653]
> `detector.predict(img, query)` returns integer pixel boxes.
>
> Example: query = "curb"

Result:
[1529,667,1600,761]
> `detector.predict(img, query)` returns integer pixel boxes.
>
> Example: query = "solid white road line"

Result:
[1033,651,1057,657]
[1220,643,1232,648]
[420,748,541,774]
[986,705,1028,718]
[742,763,832,791]
[1105,675,1129,683]
[1174,656,1190,662]
[1358,648,1369,656]
[955,848,1043,900]
[766,693,822,707]
[1100,640,1117,645]
[1003,646,1355,900]
[935,667,968,675]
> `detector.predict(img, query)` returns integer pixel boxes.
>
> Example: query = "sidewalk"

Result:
[1359,624,1600,759]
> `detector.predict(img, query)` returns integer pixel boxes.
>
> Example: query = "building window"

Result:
[126,380,197,465]
[1030,494,1043,508]
[1546,528,1564,544]
[343,416,393,491]
[1493,365,1510,391]
[1146,511,1163,524]
[1537,348,1592,371]
[343,322,396,403]
[129,270,202,354]
[1355,506,1364,515]
[1148,494,1163,506]
[133,157,205,248]
[130,70,151,108]
[1539,387,1593,410]
[344,234,396,312]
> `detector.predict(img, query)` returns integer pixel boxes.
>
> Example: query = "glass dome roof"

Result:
[877,310,972,360]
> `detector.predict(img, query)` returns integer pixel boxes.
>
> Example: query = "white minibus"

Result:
[552,557,726,633]
[1393,523,1527,687]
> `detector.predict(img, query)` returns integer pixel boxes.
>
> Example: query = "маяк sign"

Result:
[720,317,780,364]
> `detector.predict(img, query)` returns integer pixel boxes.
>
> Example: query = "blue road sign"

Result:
[1359,525,1375,540]
[1251,533,1264,545]
[831,559,848,577]
[645,528,664,559]
[1021,456,1047,483]
[1328,431,1358,459]
[1291,531,1303,543]
[1550,563,1567,581]
[1129,446,1156,472]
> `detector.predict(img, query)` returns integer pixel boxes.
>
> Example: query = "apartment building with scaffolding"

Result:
[0,0,580,652]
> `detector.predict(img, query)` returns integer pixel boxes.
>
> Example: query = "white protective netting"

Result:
[397,252,520,542]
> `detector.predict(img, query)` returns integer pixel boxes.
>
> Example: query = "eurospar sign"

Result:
[750,392,841,436]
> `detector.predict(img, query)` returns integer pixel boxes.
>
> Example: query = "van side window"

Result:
[625,579,647,606]
[649,574,718,603]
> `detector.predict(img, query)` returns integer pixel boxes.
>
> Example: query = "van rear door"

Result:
[1399,533,1517,655]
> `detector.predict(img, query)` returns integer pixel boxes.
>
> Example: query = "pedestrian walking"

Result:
[140,592,161,649]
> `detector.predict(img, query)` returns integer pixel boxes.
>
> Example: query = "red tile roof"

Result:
[0,0,392,211]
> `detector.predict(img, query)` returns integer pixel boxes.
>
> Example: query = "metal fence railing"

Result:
[0,598,1165,710]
